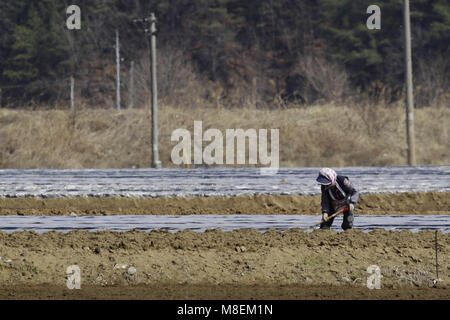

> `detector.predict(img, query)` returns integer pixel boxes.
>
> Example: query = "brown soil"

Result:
[0,191,449,216]
[0,229,448,299]
[1,283,448,300]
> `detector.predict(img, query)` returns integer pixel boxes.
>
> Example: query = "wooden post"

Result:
[149,13,161,168]
[403,0,416,166]
[70,76,74,111]
[129,61,135,109]
[116,29,121,111]
[435,230,439,281]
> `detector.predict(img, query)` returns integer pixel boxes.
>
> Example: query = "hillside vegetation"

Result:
[0,0,448,108]
[0,103,448,169]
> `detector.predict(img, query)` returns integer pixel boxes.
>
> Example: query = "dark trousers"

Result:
[320,210,354,230]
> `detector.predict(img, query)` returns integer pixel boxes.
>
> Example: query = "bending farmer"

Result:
[316,168,359,230]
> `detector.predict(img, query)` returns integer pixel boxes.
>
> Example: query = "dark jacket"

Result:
[321,175,359,214]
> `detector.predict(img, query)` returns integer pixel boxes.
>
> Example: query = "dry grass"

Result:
[0,103,448,169]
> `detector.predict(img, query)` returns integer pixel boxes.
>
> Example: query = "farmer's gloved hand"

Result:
[348,203,355,214]
[322,212,329,222]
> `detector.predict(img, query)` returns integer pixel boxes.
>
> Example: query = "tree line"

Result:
[0,0,448,108]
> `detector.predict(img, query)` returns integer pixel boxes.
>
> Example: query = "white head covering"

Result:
[318,168,337,186]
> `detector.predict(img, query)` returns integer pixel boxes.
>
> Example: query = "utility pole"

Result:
[149,13,161,168]
[70,76,74,111]
[129,61,135,109]
[133,13,162,168]
[116,29,121,111]
[403,0,416,166]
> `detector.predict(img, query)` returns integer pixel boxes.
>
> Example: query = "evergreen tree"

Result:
[2,1,70,104]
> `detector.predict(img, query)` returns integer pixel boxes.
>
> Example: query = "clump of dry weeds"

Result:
[0,103,448,169]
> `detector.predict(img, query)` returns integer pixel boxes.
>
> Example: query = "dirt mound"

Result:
[0,229,448,299]
[0,191,448,216]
